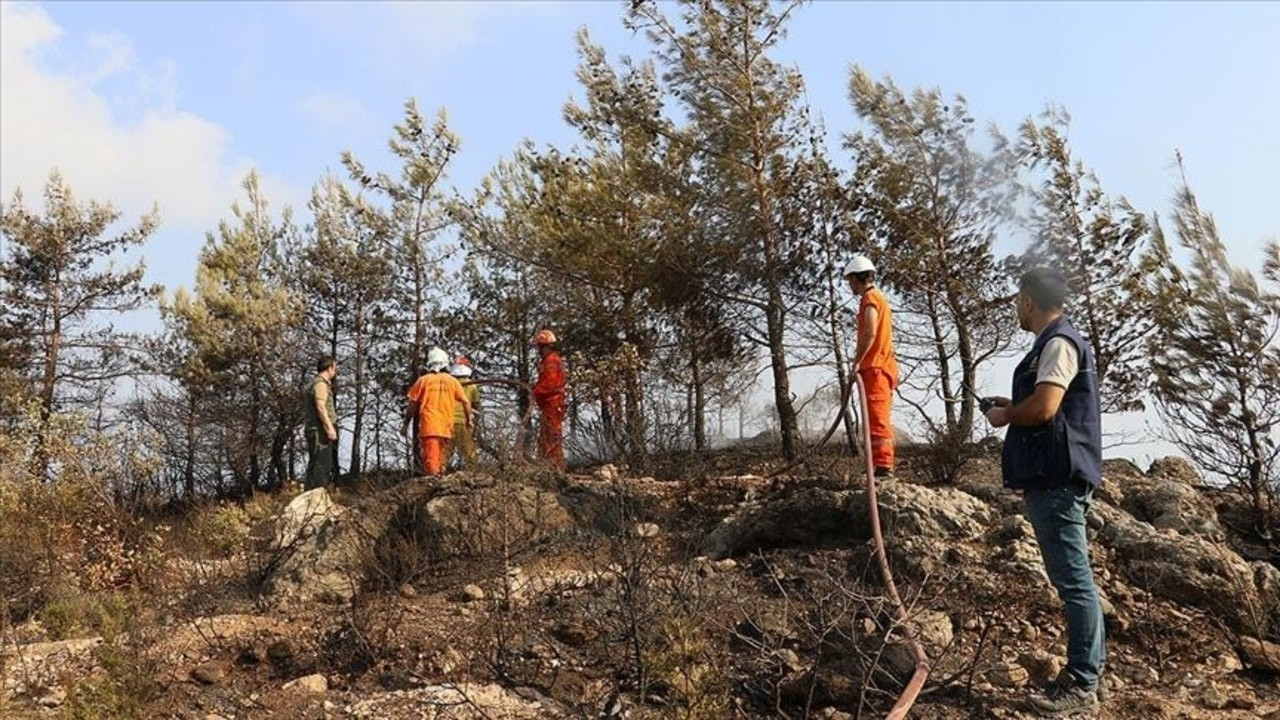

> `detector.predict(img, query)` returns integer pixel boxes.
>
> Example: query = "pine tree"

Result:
[459,31,692,464]
[0,172,158,466]
[1018,107,1152,413]
[343,100,459,383]
[845,69,1019,438]
[290,175,394,476]
[1147,157,1280,532]
[627,0,815,460]
[164,172,304,495]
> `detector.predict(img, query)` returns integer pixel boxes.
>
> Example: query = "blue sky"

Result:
[2,1,1278,460]
[4,1,1276,285]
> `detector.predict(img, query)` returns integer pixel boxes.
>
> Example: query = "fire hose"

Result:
[853,372,930,719]
[467,372,932,716]
[766,371,931,718]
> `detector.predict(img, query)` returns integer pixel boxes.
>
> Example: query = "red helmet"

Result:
[454,356,471,367]
[532,328,557,346]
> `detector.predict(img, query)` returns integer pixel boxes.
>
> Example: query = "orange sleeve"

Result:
[407,376,424,404]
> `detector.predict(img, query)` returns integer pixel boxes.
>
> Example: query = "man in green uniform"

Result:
[449,356,481,468]
[303,356,338,489]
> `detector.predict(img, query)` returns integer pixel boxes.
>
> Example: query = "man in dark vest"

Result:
[984,267,1105,716]
[303,355,338,490]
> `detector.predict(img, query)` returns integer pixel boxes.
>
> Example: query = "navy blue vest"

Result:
[1001,316,1102,490]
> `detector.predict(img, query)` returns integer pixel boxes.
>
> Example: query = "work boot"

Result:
[1024,682,1099,717]
[873,466,896,481]
[1049,668,1107,705]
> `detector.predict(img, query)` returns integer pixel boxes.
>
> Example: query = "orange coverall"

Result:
[407,372,470,475]
[857,287,900,471]
[532,350,567,470]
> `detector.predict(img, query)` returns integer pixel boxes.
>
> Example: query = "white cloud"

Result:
[0,2,293,232]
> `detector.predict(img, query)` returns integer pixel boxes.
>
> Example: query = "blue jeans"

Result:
[1024,484,1106,690]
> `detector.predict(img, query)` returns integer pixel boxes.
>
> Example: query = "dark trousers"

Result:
[304,425,334,490]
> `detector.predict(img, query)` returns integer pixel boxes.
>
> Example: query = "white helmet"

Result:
[449,363,473,378]
[843,254,876,278]
[426,347,449,371]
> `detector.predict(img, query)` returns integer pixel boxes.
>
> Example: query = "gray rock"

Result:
[1147,456,1202,486]
[1240,636,1280,674]
[703,488,858,559]
[283,673,328,693]
[1017,650,1062,686]
[1120,474,1223,539]
[265,476,575,605]
[988,662,1029,688]
[191,661,226,685]
[703,482,996,559]
[910,610,954,653]
[274,488,337,549]
[872,482,996,539]
[1092,502,1275,637]
[460,584,486,602]
[1252,562,1280,631]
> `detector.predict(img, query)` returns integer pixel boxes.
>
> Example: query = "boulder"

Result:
[274,488,337,549]
[1017,650,1062,686]
[190,661,226,685]
[419,483,572,558]
[1252,562,1280,630]
[703,488,857,559]
[703,482,997,559]
[1,636,102,698]
[988,661,1029,688]
[345,683,565,718]
[868,482,996,540]
[264,475,576,604]
[910,610,953,655]
[1147,456,1202,486]
[1119,474,1223,539]
[1239,637,1280,674]
[1092,502,1275,637]
[283,673,328,693]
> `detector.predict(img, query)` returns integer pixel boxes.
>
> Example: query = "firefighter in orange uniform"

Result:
[844,254,900,479]
[531,329,567,471]
[401,347,472,475]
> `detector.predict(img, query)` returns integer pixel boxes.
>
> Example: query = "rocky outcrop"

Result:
[702,488,859,559]
[703,481,996,559]
[264,474,577,604]
[1092,502,1275,637]
[1,637,102,701]
[1119,468,1224,540]
[701,455,1275,642]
